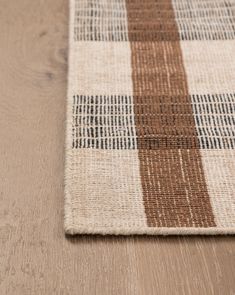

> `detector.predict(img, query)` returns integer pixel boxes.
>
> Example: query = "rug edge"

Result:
[64,225,235,236]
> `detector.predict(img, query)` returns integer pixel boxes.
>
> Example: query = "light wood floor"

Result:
[0,1,234,294]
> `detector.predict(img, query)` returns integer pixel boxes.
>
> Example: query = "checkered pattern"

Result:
[65,0,235,235]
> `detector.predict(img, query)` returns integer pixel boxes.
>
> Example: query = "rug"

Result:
[65,0,235,235]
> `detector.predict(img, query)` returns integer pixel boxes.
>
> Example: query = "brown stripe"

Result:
[125,0,179,41]
[126,0,216,227]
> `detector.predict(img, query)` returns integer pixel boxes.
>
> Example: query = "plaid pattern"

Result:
[65,0,235,235]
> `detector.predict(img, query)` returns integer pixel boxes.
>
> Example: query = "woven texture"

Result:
[65,0,235,235]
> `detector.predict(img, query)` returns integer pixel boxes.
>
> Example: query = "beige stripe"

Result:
[65,149,147,233]
[65,0,146,233]
[69,42,133,95]
[180,40,235,94]
[200,150,235,228]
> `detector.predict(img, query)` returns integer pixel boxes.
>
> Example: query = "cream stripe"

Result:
[69,42,133,95]
[65,149,147,233]
[65,0,147,233]
[200,150,235,227]
[180,40,235,94]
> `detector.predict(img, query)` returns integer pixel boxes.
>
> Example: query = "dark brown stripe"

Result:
[126,0,216,227]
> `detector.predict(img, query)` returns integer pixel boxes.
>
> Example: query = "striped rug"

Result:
[65,0,235,235]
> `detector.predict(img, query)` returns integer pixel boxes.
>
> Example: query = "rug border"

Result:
[65,225,235,236]
[64,0,75,233]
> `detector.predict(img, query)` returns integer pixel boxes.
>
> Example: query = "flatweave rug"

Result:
[65,0,235,235]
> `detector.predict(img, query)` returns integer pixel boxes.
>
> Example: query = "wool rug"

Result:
[65,0,235,235]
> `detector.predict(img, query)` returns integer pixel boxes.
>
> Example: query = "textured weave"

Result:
[65,0,235,235]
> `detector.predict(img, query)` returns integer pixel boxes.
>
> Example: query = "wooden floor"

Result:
[0,1,234,294]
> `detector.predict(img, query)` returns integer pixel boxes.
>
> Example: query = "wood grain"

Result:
[0,0,234,294]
